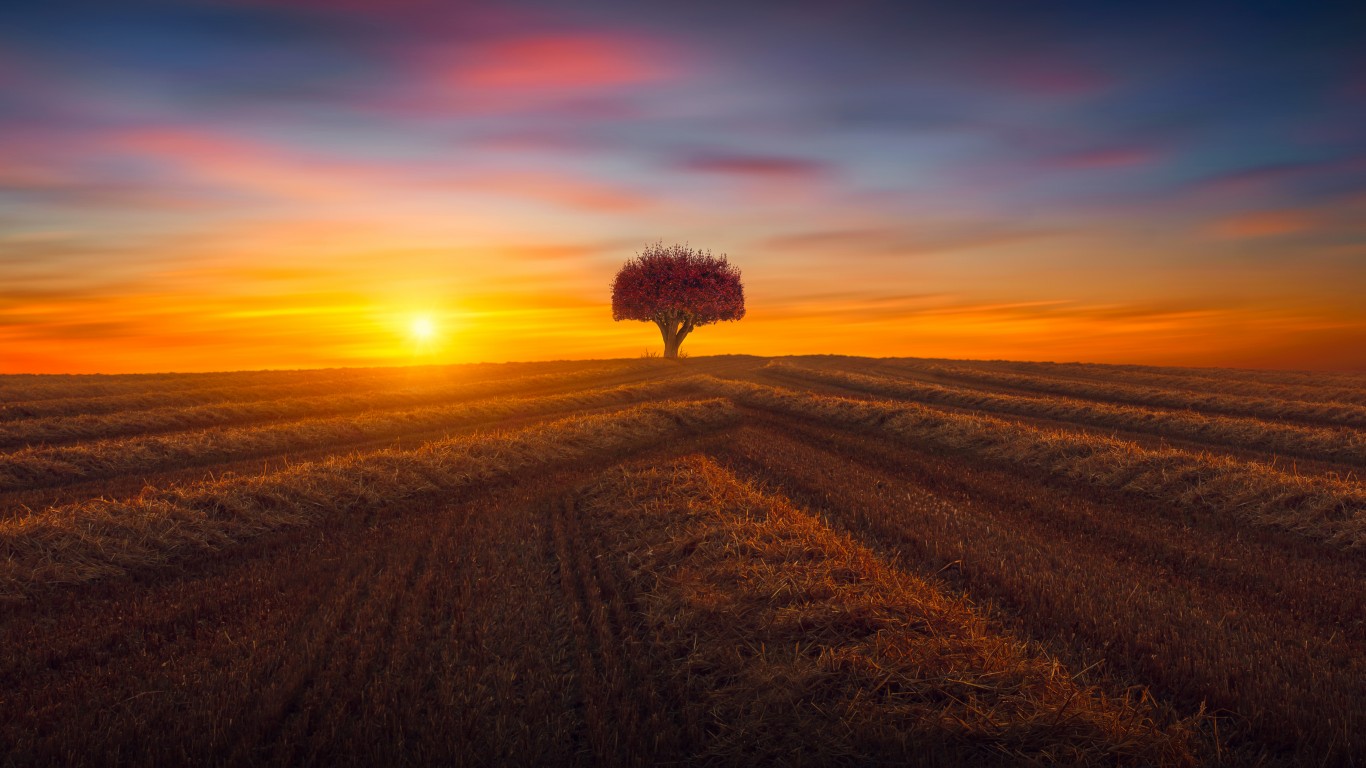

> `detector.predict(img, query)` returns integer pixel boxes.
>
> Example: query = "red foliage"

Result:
[611,243,745,327]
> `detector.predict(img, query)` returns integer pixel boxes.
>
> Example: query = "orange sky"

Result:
[3,1,1365,373]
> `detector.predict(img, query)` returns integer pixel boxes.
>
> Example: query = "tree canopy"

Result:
[611,242,745,358]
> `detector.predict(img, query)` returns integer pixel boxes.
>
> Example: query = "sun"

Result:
[410,315,436,342]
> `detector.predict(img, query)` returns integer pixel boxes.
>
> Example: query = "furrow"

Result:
[764,361,1366,468]
[0,363,663,446]
[0,376,709,495]
[703,376,1366,550]
[0,397,738,600]
[575,455,1202,765]
[894,361,1366,429]
[704,416,1365,764]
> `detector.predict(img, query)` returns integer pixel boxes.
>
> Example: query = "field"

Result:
[2,355,1363,766]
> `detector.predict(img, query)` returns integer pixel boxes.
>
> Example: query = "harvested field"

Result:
[2,355,1362,766]
[872,359,1366,429]
[764,362,1366,468]
[0,362,655,445]
[0,377,710,496]
[973,359,1366,407]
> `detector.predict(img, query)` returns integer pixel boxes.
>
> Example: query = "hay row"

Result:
[973,359,1366,407]
[904,361,1366,429]
[705,377,1366,550]
[0,398,738,600]
[576,456,1201,765]
[0,370,315,404]
[0,359,640,405]
[766,362,1366,467]
[703,422,1366,763]
[0,363,647,447]
[0,376,393,422]
[0,377,709,494]
[888,356,1366,390]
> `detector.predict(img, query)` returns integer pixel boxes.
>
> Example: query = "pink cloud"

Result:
[448,33,678,92]
[115,129,354,200]
[107,128,449,204]
[380,29,689,117]
[676,152,832,180]
[84,125,663,216]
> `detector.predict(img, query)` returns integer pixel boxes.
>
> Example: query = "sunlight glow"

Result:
[410,315,437,342]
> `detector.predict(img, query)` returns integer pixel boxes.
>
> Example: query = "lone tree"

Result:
[612,242,745,359]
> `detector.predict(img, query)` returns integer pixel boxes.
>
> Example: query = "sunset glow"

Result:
[410,316,436,343]
[1,2,1363,372]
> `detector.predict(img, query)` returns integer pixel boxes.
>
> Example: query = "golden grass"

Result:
[0,359,643,406]
[0,376,710,494]
[0,363,651,447]
[576,456,1203,765]
[705,420,1366,764]
[977,359,1366,407]
[0,378,376,422]
[766,361,1366,467]
[706,376,1366,549]
[0,398,737,600]
[2,358,1361,763]
[905,361,1366,429]
[0,370,282,403]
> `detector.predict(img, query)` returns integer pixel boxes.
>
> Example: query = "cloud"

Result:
[760,228,893,251]
[0,124,220,209]
[448,33,677,92]
[758,223,1067,258]
[1209,210,1314,239]
[465,119,632,154]
[1189,160,1323,196]
[467,171,653,213]
[674,151,832,180]
[114,128,374,202]
[491,240,633,262]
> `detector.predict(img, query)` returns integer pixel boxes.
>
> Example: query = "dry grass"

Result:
[898,361,1366,429]
[881,356,1366,390]
[0,359,642,405]
[576,456,1203,766]
[0,370,297,403]
[706,419,1365,765]
[0,376,710,494]
[0,398,737,600]
[3,356,1361,765]
[0,367,427,412]
[975,359,1366,407]
[0,363,652,447]
[765,361,1366,467]
[707,376,1366,549]
[0,470,595,766]
[0,378,383,423]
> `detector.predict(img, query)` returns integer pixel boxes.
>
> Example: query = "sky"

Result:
[2,0,1364,373]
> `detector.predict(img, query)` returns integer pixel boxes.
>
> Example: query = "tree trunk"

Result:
[657,315,691,359]
[658,318,678,359]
